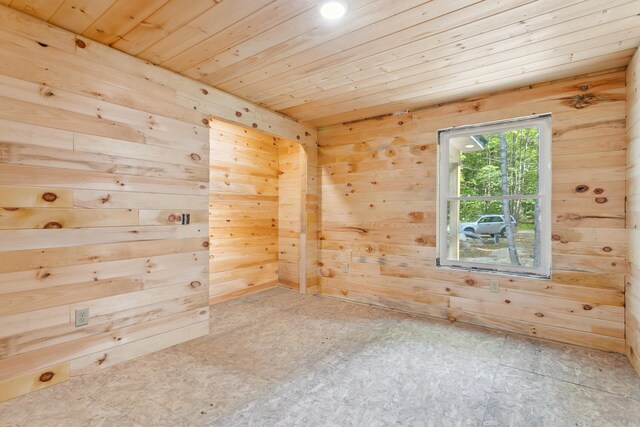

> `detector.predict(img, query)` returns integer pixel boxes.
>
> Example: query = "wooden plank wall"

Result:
[277,141,320,294]
[303,143,320,294]
[209,121,280,303]
[627,49,640,374]
[318,69,628,353]
[0,6,316,402]
[279,140,302,290]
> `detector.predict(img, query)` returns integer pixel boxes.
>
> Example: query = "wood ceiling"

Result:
[4,0,640,126]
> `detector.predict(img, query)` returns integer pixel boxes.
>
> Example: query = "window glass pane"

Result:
[446,200,541,268]
[456,127,539,197]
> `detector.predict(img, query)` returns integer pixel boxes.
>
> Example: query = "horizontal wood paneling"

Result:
[0,5,316,403]
[279,140,301,290]
[627,49,640,375]
[209,121,279,303]
[318,69,628,353]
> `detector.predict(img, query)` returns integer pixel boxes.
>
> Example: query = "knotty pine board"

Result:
[0,5,316,403]
[279,140,302,289]
[209,121,279,303]
[318,69,628,353]
[627,49,640,375]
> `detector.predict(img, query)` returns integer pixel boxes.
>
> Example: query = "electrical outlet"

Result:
[342,263,349,273]
[490,281,500,293]
[75,308,89,327]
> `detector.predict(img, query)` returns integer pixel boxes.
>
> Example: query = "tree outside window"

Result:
[437,114,551,278]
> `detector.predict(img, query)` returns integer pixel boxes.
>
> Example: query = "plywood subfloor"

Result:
[1,287,639,426]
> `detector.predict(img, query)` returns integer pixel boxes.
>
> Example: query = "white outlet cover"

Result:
[75,307,89,327]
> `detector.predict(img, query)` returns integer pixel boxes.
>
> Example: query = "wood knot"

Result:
[252,123,258,128]
[575,185,589,193]
[39,372,55,382]
[97,354,108,365]
[409,212,424,221]
[190,153,202,161]
[420,145,426,151]
[445,287,451,292]
[534,312,544,317]
[595,197,608,204]
[465,278,476,286]
[583,304,593,311]
[202,119,209,126]
[340,290,348,296]
[305,131,311,136]
[552,235,561,241]
[593,188,604,194]
[42,192,58,202]
[235,111,242,117]
[602,246,612,253]
[202,241,210,248]
[415,237,425,244]
[397,121,404,125]
[44,221,62,229]
[168,214,177,222]
[75,39,86,49]
[505,300,511,304]
[447,316,456,322]
[37,41,48,47]
[190,281,202,289]
[100,194,111,204]
[296,135,301,140]
[569,93,598,109]
[579,84,590,91]
[201,88,208,95]
[366,246,374,252]
[38,271,51,280]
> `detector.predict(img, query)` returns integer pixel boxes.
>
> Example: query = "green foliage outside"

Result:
[459,127,539,226]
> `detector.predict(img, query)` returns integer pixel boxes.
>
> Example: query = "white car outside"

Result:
[459,215,517,237]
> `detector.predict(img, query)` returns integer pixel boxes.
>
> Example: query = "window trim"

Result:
[436,113,552,278]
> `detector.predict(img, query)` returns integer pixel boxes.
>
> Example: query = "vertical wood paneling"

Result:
[209,121,280,303]
[627,49,640,375]
[318,69,628,353]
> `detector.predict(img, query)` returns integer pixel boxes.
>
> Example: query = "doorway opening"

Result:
[208,119,313,304]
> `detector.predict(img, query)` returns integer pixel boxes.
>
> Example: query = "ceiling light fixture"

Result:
[465,144,475,148]
[319,1,348,20]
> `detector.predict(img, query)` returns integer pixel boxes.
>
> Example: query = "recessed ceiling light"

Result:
[319,1,348,20]
[465,144,475,148]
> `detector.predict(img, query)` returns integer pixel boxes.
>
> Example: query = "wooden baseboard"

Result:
[277,278,299,290]
[209,281,278,305]
[321,287,626,354]
[305,284,321,295]
[627,311,640,375]
[0,363,70,403]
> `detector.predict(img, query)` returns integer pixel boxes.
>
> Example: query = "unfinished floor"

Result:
[1,288,639,427]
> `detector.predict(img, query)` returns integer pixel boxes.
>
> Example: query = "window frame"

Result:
[436,113,552,278]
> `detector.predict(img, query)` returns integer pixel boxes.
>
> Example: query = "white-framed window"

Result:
[436,114,552,278]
